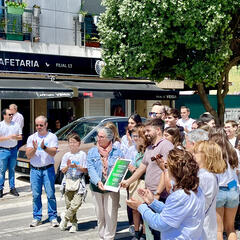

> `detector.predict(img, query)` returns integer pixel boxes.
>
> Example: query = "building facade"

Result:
[0,0,179,143]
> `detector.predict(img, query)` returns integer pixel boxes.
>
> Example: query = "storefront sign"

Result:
[104,158,131,192]
[224,108,240,122]
[0,51,100,75]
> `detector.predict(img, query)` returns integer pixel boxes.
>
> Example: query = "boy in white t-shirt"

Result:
[59,133,88,233]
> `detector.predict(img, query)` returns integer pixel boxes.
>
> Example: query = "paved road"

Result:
[0,173,132,240]
[2,173,240,240]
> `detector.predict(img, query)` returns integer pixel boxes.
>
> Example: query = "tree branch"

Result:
[197,83,218,119]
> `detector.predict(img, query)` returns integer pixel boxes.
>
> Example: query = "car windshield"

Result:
[55,120,99,140]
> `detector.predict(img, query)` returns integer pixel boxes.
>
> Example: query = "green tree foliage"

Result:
[98,0,240,125]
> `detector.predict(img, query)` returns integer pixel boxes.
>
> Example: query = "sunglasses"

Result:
[148,112,162,117]
[36,124,44,127]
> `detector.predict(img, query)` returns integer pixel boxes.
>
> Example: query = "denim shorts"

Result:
[216,187,239,208]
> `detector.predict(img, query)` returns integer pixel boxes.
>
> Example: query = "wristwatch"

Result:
[43,145,47,150]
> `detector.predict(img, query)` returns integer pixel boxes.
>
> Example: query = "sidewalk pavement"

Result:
[1,172,32,199]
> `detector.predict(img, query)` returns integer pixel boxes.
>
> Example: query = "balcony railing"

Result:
[74,15,100,48]
[0,6,40,42]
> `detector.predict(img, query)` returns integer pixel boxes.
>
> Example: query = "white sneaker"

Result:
[30,219,42,227]
[60,213,68,231]
[69,223,78,233]
[51,219,59,227]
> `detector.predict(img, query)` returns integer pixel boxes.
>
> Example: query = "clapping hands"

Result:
[67,159,77,168]
[137,188,154,205]
[126,188,155,210]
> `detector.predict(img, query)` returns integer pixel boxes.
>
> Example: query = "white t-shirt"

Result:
[0,120,22,148]
[120,135,138,161]
[12,112,24,130]
[27,132,58,167]
[198,169,218,240]
[160,188,205,240]
[217,161,238,187]
[60,151,87,177]
[177,118,195,132]
[229,137,237,147]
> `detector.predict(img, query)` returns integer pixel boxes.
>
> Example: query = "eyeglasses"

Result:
[97,135,106,139]
[36,124,44,127]
[149,112,163,117]
[8,114,13,116]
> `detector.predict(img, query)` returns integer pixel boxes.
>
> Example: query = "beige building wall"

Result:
[135,100,147,118]
[34,99,47,118]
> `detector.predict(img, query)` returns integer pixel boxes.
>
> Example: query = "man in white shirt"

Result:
[9,104,24,148]
[26,115,59,228]
[224,120,239,148]
[0,108,22,198]
[149,102,169,121]
[9,104,24,130]
[177,106,195,133]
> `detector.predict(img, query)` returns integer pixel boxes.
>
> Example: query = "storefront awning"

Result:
[0,80,73,99]
[63,80,179,100]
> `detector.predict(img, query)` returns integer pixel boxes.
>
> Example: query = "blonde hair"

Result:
[104,122,120,143]
[193,140,226,174]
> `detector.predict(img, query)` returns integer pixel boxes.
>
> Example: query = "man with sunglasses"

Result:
[149,102,169,121]
[26,115,59,228]
[0,108,22,198]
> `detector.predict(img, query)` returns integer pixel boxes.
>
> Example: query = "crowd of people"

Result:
[1,101,240,240]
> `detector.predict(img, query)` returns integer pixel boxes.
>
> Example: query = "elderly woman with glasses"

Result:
[87,126,123,240]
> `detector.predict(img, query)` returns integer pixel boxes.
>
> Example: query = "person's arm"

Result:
[155,172,165,199]
[155,157,172,194]
[26,147,37,159]
[138,203,172,232]
[121,163,146,188]
[43,146,57,157]
[0,133,22,141]
[61,165,68,174]
[77,165,88,173]
[87,148,101,186]
[26,139,38,159]
[164,170,172,193]
[0,135,11,142]
[40,139,57,157]
[15,134,22,141]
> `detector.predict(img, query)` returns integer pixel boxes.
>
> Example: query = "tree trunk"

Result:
[197,55,240,126]
[197,83,219,124]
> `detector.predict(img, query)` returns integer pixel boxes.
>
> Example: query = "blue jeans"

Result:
[0,147,17,190]
[30,165,57,221]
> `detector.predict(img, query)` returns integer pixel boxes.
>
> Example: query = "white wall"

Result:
[0,40,102,58]
[24,0,104,45]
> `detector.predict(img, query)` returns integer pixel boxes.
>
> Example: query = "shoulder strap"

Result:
[205,175,218,215]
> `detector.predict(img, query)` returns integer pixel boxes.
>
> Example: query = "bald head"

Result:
[35,115,48,124]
